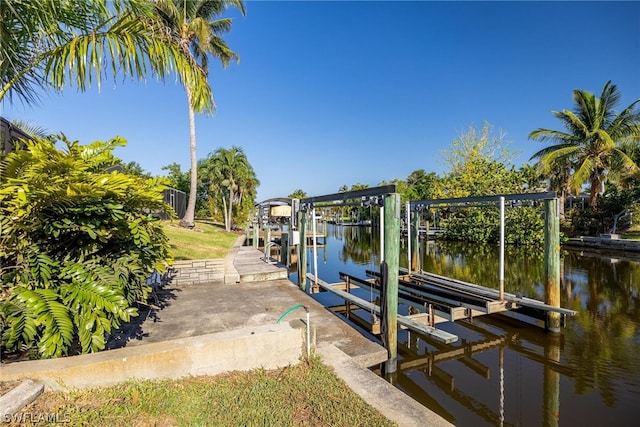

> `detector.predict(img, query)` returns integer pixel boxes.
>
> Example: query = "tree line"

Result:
[289,83,640,242]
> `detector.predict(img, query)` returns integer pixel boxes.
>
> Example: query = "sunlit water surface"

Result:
[290,224,640,427]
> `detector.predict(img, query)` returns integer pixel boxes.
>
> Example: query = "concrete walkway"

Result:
[1,240,452,427]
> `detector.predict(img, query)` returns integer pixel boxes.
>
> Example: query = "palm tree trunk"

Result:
[226,188,235,232]
[180,86,198,228]
[589,177,600,209]
[222,192,229,231]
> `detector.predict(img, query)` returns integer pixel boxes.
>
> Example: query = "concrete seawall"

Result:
[564,236,640,252]
[0,323,303,391]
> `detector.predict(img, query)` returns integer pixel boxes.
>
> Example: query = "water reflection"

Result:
[304,224,640,426]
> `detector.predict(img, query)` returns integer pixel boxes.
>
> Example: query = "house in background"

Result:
[1,117,31,156]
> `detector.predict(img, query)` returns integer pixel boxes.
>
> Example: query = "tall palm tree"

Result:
[152,0,246,228]
[0,0,211,106]
[529,81,640,208]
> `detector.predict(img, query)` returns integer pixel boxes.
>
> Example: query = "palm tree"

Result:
[529,81,640,208]
[152,0,246,228]
[288,189,308,199]
[1,0,211,106]
[206,146,256,231]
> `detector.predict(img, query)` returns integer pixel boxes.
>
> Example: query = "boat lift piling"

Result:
[295,185,401,372]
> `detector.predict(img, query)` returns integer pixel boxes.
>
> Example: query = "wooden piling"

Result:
[544,198,561,333]
[544,334,561,427]
[383,193,400,374]
[411,210,419,271]
[298,210,307,291]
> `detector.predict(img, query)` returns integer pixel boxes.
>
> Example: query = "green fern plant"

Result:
[1,135,173,358]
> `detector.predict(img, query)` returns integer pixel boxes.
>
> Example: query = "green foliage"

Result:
[1,0,214,109]
[405,169,442,201]
[565,183,640,236]
[437,123,544,244]
[288,189,307,199]
[161,162,190,194]
[0,135,172,358]
[119,161,151,179]
[529,81,640,208]
[201,146,259,231]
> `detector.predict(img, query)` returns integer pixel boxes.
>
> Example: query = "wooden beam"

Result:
[308,274,458,344]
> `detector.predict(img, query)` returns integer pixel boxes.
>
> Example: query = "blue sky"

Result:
[3,1,639,201]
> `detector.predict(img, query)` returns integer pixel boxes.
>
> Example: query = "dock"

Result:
[306,266,576,340]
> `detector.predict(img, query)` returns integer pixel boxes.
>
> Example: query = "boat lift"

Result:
[293,187,576,374]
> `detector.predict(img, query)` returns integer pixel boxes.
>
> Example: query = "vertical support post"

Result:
[297,210,307,291]
[383,193,400,374]
[245,223,250,243]
[411,210,419,271]
[406,202,411,274]
[281,232,289,266]
[499,196,505,301]
[312,207,318,290]
[543,335,561,427]
[499,346,505,427]
[544,198,561,333]
[379,206,385,262]
[252,222,259,248]
[266,228,271,256]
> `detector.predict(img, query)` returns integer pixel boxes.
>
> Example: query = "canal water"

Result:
[290,223,640,427]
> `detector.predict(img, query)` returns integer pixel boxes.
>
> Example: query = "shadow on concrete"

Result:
[105,283,181,350]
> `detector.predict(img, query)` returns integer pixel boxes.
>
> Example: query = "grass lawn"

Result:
[14,356,396,427]
[162,220,239,260]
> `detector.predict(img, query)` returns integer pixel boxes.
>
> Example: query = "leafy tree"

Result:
[202,146,258,231]
[378,178,409,203]
[1,0,212,106]
[519,164,545,193]
[161,162,190,194]
[152,0,246,229]
[288,189,307,199]
[119,161,151,178]
[529,81,640,208]
[441,123,520,198]
[0,135,172,358]
[406,169,442,201]
[439,123,544,244]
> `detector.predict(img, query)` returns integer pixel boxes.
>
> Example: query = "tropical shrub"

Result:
[438,123,546,244]
[0,136,172,358]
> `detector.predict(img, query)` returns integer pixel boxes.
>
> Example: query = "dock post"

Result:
[266,228,271,254]
[544,198,561,333]
[499,196,505,301]
[252,222,259,248]
[411,210,419,271]
[281,232,289,266]
[297,210,307,291]
[383,193,400,374]
[543,334,561,427]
